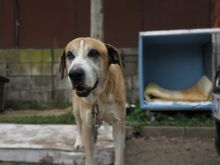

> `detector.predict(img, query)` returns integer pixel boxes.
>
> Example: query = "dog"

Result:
[60,37,126,165]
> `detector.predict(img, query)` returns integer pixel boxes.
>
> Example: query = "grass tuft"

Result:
[0,103,215,130]
[0,110,75,124]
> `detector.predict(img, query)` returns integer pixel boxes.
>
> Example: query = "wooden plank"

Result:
[0,124,113,165]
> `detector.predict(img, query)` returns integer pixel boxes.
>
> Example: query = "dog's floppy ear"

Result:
[60,50,66,79]
[105,44,122,67]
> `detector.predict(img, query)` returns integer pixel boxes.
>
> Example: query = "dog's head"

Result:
[60,37,121,97]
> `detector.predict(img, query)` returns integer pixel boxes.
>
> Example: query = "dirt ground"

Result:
[125,136,220,165]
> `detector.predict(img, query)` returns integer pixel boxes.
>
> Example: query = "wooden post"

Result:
[90,0,104,41]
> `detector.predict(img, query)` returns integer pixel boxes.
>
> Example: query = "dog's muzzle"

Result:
[69,69,98,97]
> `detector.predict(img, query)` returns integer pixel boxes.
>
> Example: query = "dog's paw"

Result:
[99,123,114,141]
[74,136,84,150]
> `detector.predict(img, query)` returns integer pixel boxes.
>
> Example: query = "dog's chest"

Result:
[97,101,121,124]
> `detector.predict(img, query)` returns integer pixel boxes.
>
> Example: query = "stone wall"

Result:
[0,49,138,108]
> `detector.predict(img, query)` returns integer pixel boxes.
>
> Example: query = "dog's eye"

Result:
[67,51,75,61]
[88,49,100,59]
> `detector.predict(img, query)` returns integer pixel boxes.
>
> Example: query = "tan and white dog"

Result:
[60,37,126,165]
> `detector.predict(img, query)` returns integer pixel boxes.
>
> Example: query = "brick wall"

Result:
[0,49,138,108]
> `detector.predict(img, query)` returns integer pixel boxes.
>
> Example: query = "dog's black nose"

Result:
[68,69,84,85]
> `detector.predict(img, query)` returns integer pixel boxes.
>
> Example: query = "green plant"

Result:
[126,106,215,129]
[0,110,75,124]
[126,107,146,136]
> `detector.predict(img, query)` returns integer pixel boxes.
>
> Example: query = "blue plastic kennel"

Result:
[138,28,220,110]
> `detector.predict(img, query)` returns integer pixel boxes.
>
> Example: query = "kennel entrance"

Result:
[138,28,220,110]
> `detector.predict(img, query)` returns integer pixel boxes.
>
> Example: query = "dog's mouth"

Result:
[74,80,99,97]
[75,86,91,97]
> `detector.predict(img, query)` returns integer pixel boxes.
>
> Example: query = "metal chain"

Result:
[92,103,100,142]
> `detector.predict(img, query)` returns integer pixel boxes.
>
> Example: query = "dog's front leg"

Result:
[74,111,83,149]
[82,112,95,165]
[113,120,125,165]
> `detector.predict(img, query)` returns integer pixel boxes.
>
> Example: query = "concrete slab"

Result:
[0,124,113,165]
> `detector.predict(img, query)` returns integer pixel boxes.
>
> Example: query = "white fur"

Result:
[67,44,100,89]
